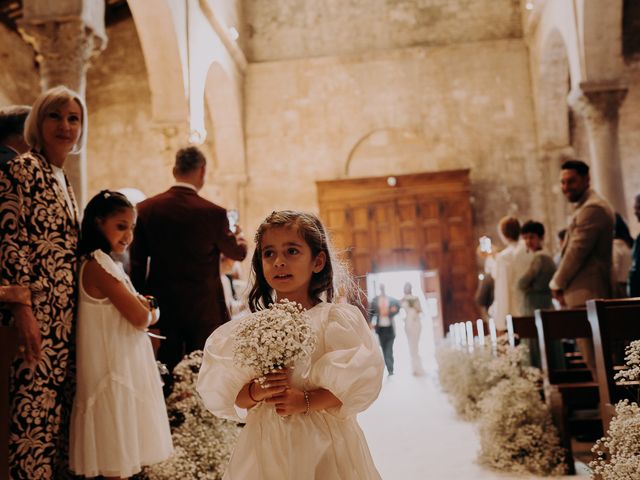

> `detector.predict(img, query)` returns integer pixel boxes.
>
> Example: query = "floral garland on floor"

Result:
[590,340,640,479]
[436,336,566,476]
[435,341,496,420]
[134,351,242,480]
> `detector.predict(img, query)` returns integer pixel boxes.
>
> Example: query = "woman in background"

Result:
[401,282,425,376]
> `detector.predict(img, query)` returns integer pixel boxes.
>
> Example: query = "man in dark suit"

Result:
[131,146,248,375]
[368,284,401,376]
[0,105,30,164]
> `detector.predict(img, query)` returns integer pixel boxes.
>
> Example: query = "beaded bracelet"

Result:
[303,390,310,415]
[248,381,260,403]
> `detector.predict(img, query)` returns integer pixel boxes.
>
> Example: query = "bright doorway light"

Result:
[366,269,437,374]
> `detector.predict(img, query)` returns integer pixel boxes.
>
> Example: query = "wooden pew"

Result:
[0,326,17,480]
[586,298,640,433]
[507,314,546,368]
[506,314,536,347]
[534,308,600,475]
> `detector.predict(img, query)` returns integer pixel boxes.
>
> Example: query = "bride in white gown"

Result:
[401,283,425,376]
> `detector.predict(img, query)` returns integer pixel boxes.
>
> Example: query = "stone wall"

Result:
[84,17,221,205]
[243,38,544,246]
[0,24,39,105]
[618,60,640,235]
[242,0,522,62]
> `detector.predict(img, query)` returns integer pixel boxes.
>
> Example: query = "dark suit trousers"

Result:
[158,321,215,374]
[376,326,395,374]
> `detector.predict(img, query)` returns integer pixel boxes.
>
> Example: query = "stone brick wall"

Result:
[618,61,640,235]
[243,39,544,246]
[242,0,522,62]
[85,18,174,201]
[84,17,221,205]
[0,24,39,105]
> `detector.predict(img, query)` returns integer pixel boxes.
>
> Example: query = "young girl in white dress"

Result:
[70,190,173,479]
[197,210,384,479]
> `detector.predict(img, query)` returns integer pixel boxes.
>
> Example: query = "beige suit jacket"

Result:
[550,189,614,307]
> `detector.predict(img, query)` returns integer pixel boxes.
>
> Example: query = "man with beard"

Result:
[550,159,614,373]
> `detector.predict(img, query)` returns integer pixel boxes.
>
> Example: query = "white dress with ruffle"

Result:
[70,250,173,477]
[197,302,384,479]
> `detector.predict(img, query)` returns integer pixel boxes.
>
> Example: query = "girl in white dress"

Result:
[70,190,173,479]
[400,282,425,376]
[198,210,384,479]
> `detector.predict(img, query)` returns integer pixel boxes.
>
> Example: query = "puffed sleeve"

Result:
[197,319,253,422]
[309,304,384,419]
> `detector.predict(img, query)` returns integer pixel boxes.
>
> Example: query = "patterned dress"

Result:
[0,151,79,479]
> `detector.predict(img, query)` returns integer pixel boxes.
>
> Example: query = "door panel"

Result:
[317,170,477,336]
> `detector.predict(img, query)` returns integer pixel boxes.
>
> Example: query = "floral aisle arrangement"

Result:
[136,351,242,480]
[232,299,317,382]
[590,340,640,479]
[436,336,566,475]
[435,342,496,420]
[476,343,566,475]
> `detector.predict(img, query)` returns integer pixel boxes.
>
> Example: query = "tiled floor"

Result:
[358,324,591,479]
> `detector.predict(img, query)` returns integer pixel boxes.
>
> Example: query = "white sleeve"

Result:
[196,320,253,422]
[309,304,384,419]
[92,249,126,283]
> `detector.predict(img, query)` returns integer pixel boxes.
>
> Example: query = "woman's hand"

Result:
[12,304,41,368]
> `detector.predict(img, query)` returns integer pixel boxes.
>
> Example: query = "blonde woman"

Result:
[0,86,85,479]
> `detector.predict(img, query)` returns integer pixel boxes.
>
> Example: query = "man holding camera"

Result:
[131,146,247,377]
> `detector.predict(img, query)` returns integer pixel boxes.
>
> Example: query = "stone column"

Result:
[568,82,628,218]
[18,1,107,207]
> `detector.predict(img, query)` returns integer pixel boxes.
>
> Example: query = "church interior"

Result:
[1,0,640,478]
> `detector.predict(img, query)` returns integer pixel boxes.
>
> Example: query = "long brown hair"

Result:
[248,210,344,312]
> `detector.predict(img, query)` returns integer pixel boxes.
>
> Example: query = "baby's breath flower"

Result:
[436,335,566,475]
[233,300,317,384]
[135,351,241,480]
[589,340,640,479]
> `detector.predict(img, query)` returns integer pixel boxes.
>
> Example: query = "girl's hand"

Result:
[137,295,159,326]
[265,387,307,416]
[250,369,290,402]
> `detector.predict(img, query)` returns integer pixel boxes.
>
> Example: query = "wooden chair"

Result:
[586,298,640,433]
[534,308,600,474]
[0,326,18,480]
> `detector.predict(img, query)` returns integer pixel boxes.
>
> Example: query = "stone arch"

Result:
[127,0,188,124]
[203,62,246,177]
[345,128,439,178]
[536,28,571,149]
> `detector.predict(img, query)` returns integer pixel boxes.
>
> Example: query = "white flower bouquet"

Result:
[233,300,317,383]
[590,340,640,479]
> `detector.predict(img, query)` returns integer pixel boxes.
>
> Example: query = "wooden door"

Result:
[317,170,478,336]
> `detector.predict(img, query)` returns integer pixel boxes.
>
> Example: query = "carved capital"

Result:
[18,19,106,93]
[568,85,627,126]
